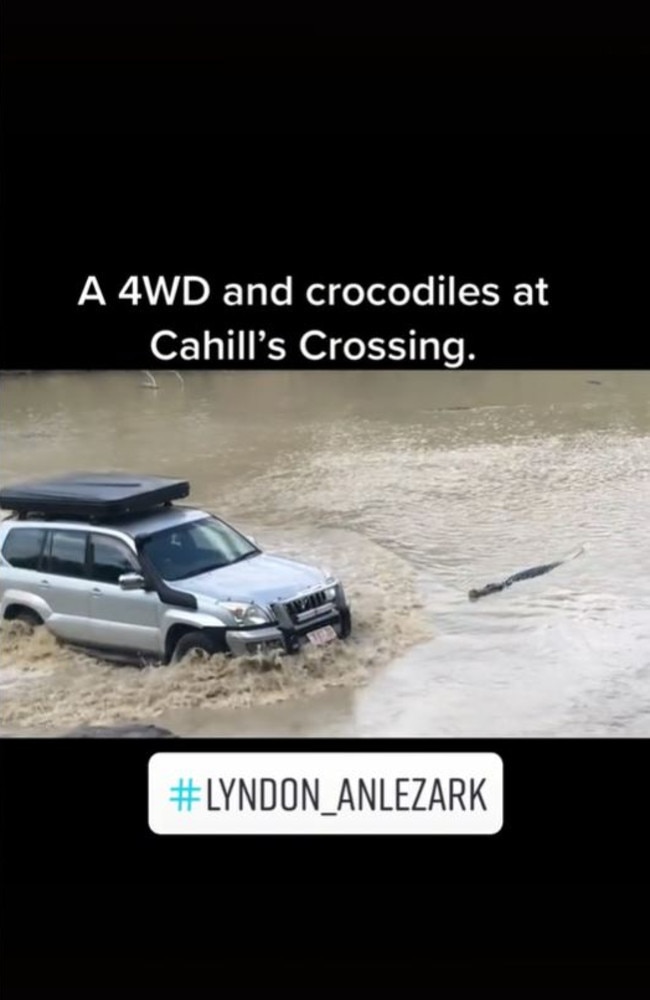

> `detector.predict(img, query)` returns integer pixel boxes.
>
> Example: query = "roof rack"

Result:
[0,473,190,520]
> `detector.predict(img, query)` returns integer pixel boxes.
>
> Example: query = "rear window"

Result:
[2,528,47,570]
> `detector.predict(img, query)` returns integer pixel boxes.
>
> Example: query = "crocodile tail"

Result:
[563,545,585,562]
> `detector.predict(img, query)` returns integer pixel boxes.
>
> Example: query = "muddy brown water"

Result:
[1,370,649,737]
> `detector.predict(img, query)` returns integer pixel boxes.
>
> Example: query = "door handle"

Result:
[91,588,102,596]
[39,579,50,587]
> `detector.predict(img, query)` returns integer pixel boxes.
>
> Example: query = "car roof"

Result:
[112,505,207,538]
[1,505,208,540]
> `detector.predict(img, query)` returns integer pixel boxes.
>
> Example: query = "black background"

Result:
[2,738,649,884]
[2,136,647,371]
[2,3,650,992]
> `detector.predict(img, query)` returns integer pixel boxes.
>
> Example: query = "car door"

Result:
[87,532,162,655]
[39,528,92,642]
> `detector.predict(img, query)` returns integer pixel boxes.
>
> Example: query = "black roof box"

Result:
[0,473,190,519]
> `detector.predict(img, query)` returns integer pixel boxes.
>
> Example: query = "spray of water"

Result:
[0,529,431,732]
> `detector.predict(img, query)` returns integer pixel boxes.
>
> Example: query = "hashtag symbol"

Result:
[169,778,202,812]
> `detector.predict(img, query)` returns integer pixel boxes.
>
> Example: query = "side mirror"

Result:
[118,572,147,591]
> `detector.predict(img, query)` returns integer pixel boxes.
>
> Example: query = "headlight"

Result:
[219,601,271,626]
[323,571,341,601]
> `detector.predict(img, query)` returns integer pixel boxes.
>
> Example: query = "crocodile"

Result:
[469,547,584,601]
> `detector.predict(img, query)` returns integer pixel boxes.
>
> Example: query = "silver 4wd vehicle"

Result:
[0,474,351,664]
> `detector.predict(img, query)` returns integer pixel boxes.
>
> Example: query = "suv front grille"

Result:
[284,589,331,622]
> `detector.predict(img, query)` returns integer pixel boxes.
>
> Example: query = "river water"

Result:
[1,369,649,737]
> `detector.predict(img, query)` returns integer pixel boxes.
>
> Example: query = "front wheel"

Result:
[339,608,352,639]
[8,608,44,634]
[171,630,224,665]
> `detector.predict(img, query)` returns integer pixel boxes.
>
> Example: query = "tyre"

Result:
[171,630,224,664]
[339,608,352,639]
[9,608,43,633]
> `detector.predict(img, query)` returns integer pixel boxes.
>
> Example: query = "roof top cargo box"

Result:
[0,473,190,519]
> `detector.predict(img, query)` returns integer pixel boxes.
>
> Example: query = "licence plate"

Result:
[306,625,338,646]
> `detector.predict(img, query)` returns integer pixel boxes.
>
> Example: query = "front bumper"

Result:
[225,605,350,657]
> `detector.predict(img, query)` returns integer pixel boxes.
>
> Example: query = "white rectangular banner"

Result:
[148,752,503,836]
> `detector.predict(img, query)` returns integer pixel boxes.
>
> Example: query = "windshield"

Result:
[142,516,258,581]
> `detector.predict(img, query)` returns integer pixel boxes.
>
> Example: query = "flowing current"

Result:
[1,370,649,737]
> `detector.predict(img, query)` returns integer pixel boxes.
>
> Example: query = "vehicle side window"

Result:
[1,528,47,570]
[90,534,139,584]
[46,530,89,578]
